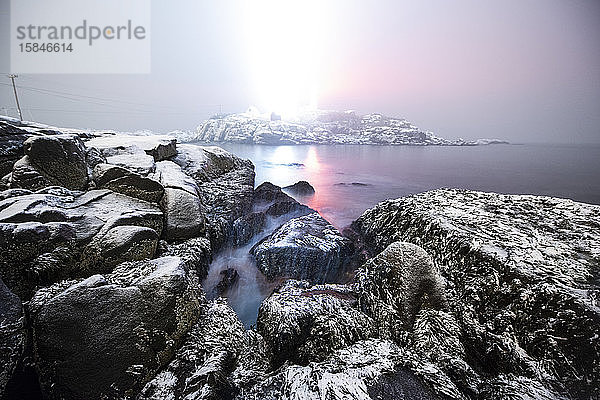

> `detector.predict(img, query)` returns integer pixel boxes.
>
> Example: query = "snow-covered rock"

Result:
[184,110,507,146]
[251,212,355,283]
[350,188,600,399]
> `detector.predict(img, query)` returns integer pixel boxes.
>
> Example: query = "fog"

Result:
[1,0,599,143]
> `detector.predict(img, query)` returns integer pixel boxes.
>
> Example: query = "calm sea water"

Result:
[214,143,600,228]
[198,142,600,326]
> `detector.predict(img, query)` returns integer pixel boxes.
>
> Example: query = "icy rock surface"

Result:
[351,188,600,399]
[251,212,354,283]
[29,256,204,400]
[186,110,507,146]
[257,280,375,367]
[237,339,442,400]
[138,299,269,400]
[356,241,448,338]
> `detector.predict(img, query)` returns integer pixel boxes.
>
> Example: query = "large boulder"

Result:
[350,188,600,399]
[0,189,163,297]
[93,162,164,202]
[283,180,315,196]
[160,187,205,241]
[10,134,88,191]
[139,299,269,400]
[29,256,203,400]
[152,160,206,241]
[251,212,354,283]
[257,280,375,367]
[80,225,159,274]
[157,236,212,280]
[0,277,25,395]
[356,241,447,337]
[253,181,295,206]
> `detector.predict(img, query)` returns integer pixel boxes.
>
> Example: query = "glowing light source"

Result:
[242,0,331,118]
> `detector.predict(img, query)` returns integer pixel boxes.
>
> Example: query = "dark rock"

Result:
[356,241,447,337]
[80,225,159,274]
[253,181,294,205]
[265,200,313,218]
[11,135,88,191]
[350,188,600,399]
[84,147,106,169]
[0,124,33,177]
[283,180,315,196]
[214,268,239,296]
[160,187,205,241]
[103,174,164,203]
[29,256,203,400]
[251,212,354,283]
[0,277,25,395]
[231,212,266,246]
[92,163,132,187]
[256,280,374,367]
[139,299,269,400]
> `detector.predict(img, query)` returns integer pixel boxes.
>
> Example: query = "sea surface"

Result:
[198,142,600,326]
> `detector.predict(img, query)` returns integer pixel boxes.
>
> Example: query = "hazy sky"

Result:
[1,0,599,143]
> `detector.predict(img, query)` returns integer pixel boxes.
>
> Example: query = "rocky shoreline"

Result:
[1,117,598,399]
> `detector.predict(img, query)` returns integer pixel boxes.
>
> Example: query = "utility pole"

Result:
[8,74,23,121]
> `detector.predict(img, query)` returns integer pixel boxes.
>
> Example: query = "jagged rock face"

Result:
[356,241,447,338]
[251,212,354,283]
[0,189,163,298]
[11,135,88,191]
[283,180,315,196]
[238,339,443,400]
[0,277,25,394]
[29,256,203,400]
[174,145,255,250]
[351,188,600,399]
[139,299,269,400]
[256,280,375,367]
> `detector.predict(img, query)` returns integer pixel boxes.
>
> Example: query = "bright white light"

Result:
[243,0,331,118]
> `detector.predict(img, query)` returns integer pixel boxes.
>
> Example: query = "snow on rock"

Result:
[251,212,355,283]
[350,188,600,399]
[256,280,375,367]
[184,111,508,146]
